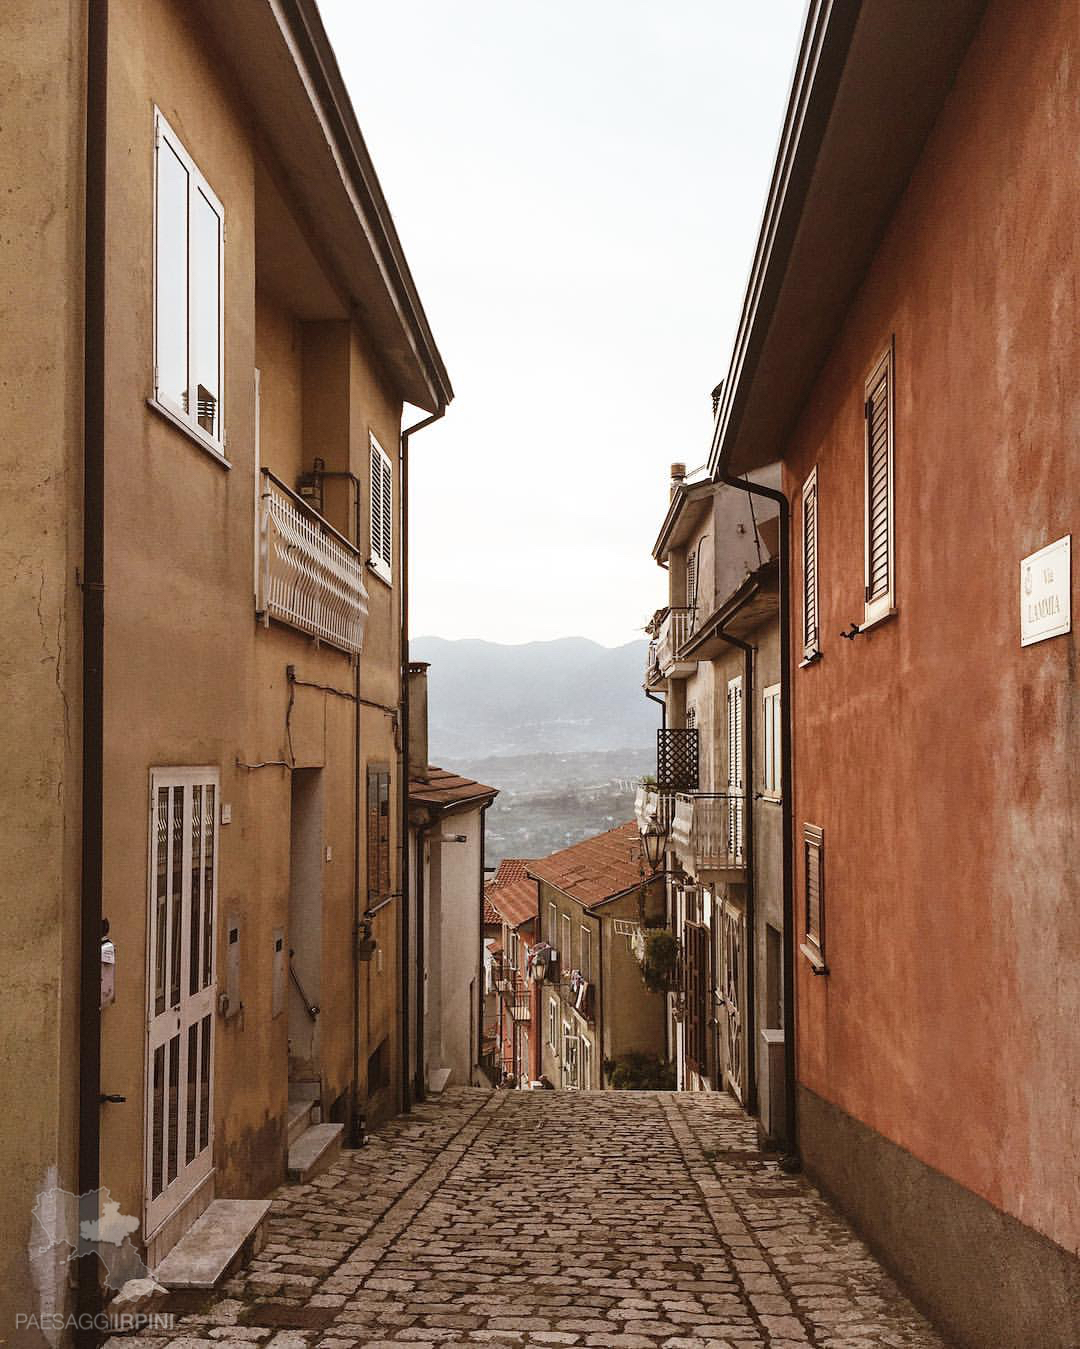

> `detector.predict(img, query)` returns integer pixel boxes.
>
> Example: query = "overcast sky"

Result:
[320,1,806,648]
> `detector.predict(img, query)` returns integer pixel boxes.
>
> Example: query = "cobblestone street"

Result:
[126,1088,950,1349]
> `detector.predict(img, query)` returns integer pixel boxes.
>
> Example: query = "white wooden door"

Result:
[145,769,218,1237]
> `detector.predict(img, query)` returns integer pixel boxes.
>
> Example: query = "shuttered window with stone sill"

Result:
[369,434,394,583]
[864,343,896,625]
[801,824,826,973]
[801,467,820,660]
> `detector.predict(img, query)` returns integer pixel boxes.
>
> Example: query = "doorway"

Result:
[288,768,323,1090]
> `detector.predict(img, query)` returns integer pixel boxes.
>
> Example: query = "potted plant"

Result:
[638,927,678,993]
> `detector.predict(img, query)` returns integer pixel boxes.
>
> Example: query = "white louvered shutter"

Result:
[864,346,894,621]
[370,434,393,580]
[802,469,819,657]
[726,676,744,860]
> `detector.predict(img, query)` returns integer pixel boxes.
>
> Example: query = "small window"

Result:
[762,684,781,799]
[801,824,826,972]
[369,434,394,582]
[580,926,591,982]
[801,467,820,660]
[548,996,558,1049]
[864,343,895,624]
[153,110,224,451]
[366,768,391,902]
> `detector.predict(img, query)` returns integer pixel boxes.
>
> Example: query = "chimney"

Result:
[406,662,430,781]
[670,462,686,500]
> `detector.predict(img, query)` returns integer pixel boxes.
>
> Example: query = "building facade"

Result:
[532,823,666,1091]
[708,1,1079,1344]
[2,0,451,1333]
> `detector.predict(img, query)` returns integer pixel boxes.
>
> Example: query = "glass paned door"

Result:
[145,769,218,1237]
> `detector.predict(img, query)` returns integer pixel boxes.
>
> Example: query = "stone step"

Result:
[427,1066,452,1095]
[287,1122,344,1183]
[153,1198,271,1290]
[287,1098,315,1149]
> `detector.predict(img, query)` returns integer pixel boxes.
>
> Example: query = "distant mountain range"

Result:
[411,635,659,762]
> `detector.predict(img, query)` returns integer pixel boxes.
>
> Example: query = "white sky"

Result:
[319,1,807,647]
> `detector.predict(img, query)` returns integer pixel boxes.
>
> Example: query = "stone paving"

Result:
[114,1087,952,1349]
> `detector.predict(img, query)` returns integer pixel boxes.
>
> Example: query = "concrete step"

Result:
[287,1122,343,1183]
[428,1067,452,1096]
[287,1098,315,1149]
[153,1198,271,1290]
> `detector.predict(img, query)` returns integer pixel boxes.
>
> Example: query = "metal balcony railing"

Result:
[657,607,695,674]
[257,469,369,655]
[671,792,746,875]
[644,638,662,687]
[635,785,677,836]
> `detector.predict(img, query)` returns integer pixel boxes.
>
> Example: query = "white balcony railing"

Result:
[656,607,694,675]
[635,786,677,836]
[257,470,369,655]
[671,792,746,875]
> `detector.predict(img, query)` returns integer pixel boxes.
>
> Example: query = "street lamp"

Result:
[641,817,667,874]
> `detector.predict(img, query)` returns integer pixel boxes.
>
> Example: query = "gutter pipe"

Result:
[716,469,798,1165]
[78,2,108,1340]
[644,688,666,730]
[710,626,757,1116]
[399,407,445,1114]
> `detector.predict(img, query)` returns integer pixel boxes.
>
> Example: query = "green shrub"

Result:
[604,1052,676,1091]
[639,927,678,993]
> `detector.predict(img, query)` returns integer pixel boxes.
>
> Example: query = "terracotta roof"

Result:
[483,897,502,926]
[489,858,535,888]
[528,821,644,909]
[408,765,497,813]
[486,876,539,930]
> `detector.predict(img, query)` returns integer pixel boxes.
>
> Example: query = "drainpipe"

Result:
[644,688,666,730]
[711,627,757,1117]
[399,407,445,1113]
[78,2,108,1340]
[716,470,798,1166]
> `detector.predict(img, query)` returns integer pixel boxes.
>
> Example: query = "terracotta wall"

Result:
[785,0,1078,1255]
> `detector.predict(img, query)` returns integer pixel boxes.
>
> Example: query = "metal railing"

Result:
[257,469,369,655]
[635,785,677,836]
[657,606,695,673]
[671,792,746,874]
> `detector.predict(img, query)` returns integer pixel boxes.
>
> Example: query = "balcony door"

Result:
[726,676,745,860]
[145,769,218,1238]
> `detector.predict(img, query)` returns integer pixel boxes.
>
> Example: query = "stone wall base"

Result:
[798,1085,1080,1349]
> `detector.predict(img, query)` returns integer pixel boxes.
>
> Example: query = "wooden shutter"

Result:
[727,676,744,859]
[804,824,824,954]
[864,344,895,621]
[686,547,698,614]
[802,467,819,658]
[370,434,393,578]
[366,768,391,902]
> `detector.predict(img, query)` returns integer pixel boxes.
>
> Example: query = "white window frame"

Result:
[580,925,591,983]
[152,109,226,460]
[762,683,782,800]
[863,342,896,627]
[801,466,820,661]
[562,1021,579,1089]
[548,901,558,947]
[561,913,572,972]
[579,1030,592,1090]
[548,996,558,1050]
[369,433,394,584]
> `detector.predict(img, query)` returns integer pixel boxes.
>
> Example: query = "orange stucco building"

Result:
[710,2,1078,1346]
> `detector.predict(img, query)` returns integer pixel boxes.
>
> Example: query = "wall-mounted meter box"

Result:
[100,939,116,1008]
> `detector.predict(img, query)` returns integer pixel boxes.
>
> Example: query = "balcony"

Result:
[634,785,677,836]
[656,607,697,680]
[257,469,369,655]
[671,792,746,879]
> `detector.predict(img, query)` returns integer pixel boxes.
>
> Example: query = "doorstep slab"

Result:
[153,1198,271,1290]
[287,1122,343,1183]
[427,1067,452,1095]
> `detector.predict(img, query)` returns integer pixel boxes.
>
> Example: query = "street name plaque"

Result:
[1020,535,1071,647]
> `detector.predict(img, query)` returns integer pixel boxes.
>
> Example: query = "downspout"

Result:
[716,470,798,1165]
[644,688,666,730]
[477,801,491,1085]
[711,627,756,1116]
[399,407,445,1113]
[79,2,108,1340]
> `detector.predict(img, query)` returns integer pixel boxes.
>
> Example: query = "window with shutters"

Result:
[547,901,558,947]
[153,110,225,455]
[366,768,391,903]
[684,921,709,1073]
[686,546,698,616]
[580,926,591,982]
[864,343,896,625]
[801,467,820,660]
[762,683,781,799]
[726,676,745,860]
[561,913,572,973]
[801,824,827,972]
[548,996,558,1049]
[369,433,394,583]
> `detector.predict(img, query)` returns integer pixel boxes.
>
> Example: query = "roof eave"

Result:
[709,0,987,479]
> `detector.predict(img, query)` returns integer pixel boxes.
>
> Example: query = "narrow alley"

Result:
[126,1089,949,1349]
